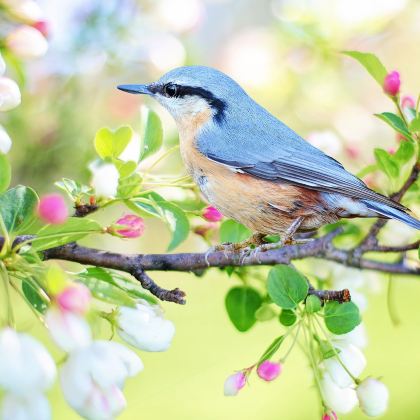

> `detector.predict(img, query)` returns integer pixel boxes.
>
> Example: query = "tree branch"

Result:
[1,164,418,305]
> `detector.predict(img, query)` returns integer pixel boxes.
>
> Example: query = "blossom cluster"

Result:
[0,275,175,419]
[0,0,49,156]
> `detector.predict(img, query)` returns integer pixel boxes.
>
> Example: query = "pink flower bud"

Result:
[224,371,246,396]
[383,71,400,96]
[257,360,282,381]
[32,21,49,38]
[202,206,223,222]
[56,283,91,315]
[115,214,145,238]
[37,194,68,224]
[401,95,415,110]
[387,147,395,155]
[322,411,338,420]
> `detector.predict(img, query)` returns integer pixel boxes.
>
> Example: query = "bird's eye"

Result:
[163,84,178,98]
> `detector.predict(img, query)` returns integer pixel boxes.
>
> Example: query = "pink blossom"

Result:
[344,146,360,160]
[322,411,338,420]
[383,71,400,96]
[56,283,91,315]
[115,214,145,238]
[37,194,68,224]
[401,95,415,110]
[256,360,282,381]
[387,147,395,155]
[32,21,49,38]
[202,206,223,222]
[224,371,246,396]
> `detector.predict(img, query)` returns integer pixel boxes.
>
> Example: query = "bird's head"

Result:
[118,66,248,125]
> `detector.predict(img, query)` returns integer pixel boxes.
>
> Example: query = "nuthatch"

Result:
[118,66,420,249]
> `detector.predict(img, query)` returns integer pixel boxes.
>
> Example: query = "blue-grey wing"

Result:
[197,118,405,211]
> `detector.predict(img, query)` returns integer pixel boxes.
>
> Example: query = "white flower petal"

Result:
[0,328,56,395]
[60,340,142,420]
[90,162,119,197]
[321,373,358,414]
[0,77,21,111]
[0,125,12,154]
[6,26,48,59]
[117,301,175,352]
[2,393,51,420]
[46,308,91,352]
[357,377,389,417]
[333,324,368,349]
[324,344,366,388]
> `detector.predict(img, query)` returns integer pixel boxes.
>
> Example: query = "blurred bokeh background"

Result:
[3,0,420,418]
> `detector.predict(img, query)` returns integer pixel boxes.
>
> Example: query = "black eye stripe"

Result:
[156,83,227,123]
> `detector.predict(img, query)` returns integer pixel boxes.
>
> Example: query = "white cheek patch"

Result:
[155,94,211,120]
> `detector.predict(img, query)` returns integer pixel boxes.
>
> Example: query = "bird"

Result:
[117,66,420,252]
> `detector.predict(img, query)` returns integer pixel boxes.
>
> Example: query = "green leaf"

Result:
[409,116,420,132]
[140,107,163,160]
[279,309,297,326]
[32,218,102,251]
[306,294,322,313]
[267,265,308,309]
[257,335,285,366]
[374,148,399,179]
[117,173,142,198]
[319,340,340,360]
[0,154,11,193]
[148,192,189,251]
[225,286,262,332]
[113,159,137,178]
[80,267,157,304]
[80,275,136,307]
[0,185,38,234]
[343,51,387,86]
[255,304,276,321]
[55,178,92,200]
[324,301,361,334]
[356,164,378,179]
[22,281,48,313]
[94,126,133,159]
[375,112,411,139]
[219,220,251,244]
[394,141,415,165]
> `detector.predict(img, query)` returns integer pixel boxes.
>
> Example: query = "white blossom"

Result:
[0,328,56,395]
[0,125,12,154]
[117,300,175,352]
[45,307,91,352]
[333,324,368,350]
[323,344,366,388]
[356,377,389,417]
[321,373,358,414]
[2,0,44,24]
[60,340,143,420]
[0,77,21,111]
[1,393,50,420]
[90,162,119,197]
[0,52,6,76]
[6,25,48,59]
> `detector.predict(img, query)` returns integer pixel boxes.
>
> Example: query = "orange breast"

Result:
[177,111,339,234]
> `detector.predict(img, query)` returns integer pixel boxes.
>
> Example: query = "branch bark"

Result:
[1,165,418,305]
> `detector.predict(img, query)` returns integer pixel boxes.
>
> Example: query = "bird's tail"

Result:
[363,200,420,230]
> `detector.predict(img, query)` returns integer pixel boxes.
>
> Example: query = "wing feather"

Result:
[198,118,406,212]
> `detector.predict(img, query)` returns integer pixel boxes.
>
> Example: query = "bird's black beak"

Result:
[117,84,150,95]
